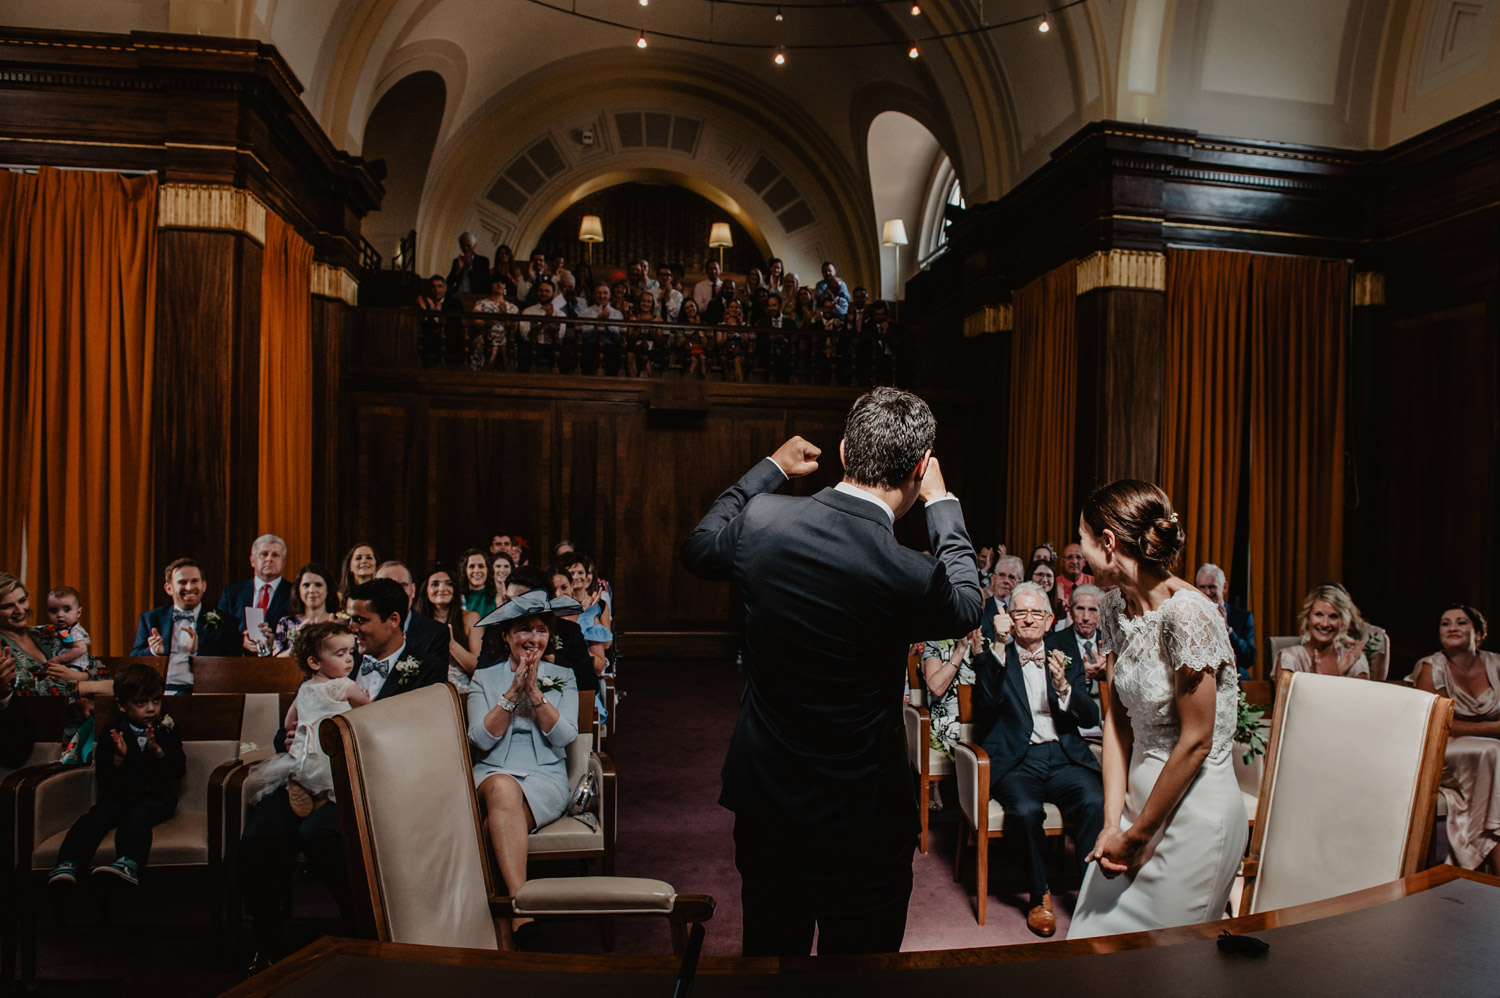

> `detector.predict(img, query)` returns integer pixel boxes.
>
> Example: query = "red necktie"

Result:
[255,584,270,611]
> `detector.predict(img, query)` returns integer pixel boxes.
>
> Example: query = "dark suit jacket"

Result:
[97,719,187,802]
[681,458,983,840]
[130,605,238,658]
[403,611,452,680]
[979,594,1010,642]
[217,578,293,653]
[972,641,1100,781]
[1225,603,1255,679]
[446,253,492,295]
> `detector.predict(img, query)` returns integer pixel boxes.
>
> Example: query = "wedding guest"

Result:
[920,629,983,776]
[1340,585,1391,682]
[1274,584,1370,679]
[414,565,483,690]
[132,559,238,690]
[269,564,339,657]
[815,261,850,316]
[484,566,594,700]
[692,258,724,310]
[975,543,998,585]
[337,542,378,605]
[1052,583,1108,690]
[446,231,491,296]
[1028,559,1066,623]
[490,552,515,607]
[2,574,105,734]
[1029,543,1057,565]
[1194,563,1255,680]
[39,587,91,674]
[461,548,497,618]
[471,274,518,371]
[559,553,612,677]
[1411,604,1500,872]
[971,582,1102,936]
[372,561,451,669]
[218,534,292,655]
[981,555,1023,645]
[468,591,581,949]
[1056,543,1095,608]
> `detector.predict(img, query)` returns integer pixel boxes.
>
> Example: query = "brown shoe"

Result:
[1026,892,1056,937]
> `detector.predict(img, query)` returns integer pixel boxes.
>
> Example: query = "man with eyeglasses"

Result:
[971,581,1103,938]
[981,554,1024,646]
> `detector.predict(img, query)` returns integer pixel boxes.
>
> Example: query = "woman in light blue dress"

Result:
[469,590,580,947]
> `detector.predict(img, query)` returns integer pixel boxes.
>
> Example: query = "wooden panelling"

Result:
[1074,288,1166,499]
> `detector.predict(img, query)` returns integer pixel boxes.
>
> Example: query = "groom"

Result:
[682,387,982,956]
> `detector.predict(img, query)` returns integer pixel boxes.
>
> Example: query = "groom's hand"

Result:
[917,454,948,502]
[771,436,821,478]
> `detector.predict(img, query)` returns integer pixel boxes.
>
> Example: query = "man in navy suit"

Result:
[217,534,292,655]
[1048,582,1108,696]
[980,554,1024,645]
[373,560,451,669]
[131,558,238,691]
[682,387,982,956]
[972,582,1103,937]
[1196,563,1256,680]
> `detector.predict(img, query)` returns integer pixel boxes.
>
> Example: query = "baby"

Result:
[42,586,91,673]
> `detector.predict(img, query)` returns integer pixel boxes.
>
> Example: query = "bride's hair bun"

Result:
[1081,480,1184,571]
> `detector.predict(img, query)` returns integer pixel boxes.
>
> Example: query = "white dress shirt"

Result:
[356,641,407,699]
[1018,645,1071,744]
[167,603,201,688]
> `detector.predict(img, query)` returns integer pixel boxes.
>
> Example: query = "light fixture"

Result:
[909,3,921,13]
[709,221,733,267]
[636,30,648,47]
[774,45,786,65]
[774,6,783,20]
[579,214,603,264]
[908,44,919,58]
[640,0,649,5]
[1038,14,1050,32]
[881,219,909,299]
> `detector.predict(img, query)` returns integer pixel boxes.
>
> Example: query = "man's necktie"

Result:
[360,655,390,678]
[255,584,270,611]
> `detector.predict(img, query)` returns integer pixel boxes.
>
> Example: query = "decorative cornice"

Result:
[157,183,266,244]
[1076,250,1166,295]
[963,303,1012,337]
[311,262,358,305]
[1353,271,1386,307]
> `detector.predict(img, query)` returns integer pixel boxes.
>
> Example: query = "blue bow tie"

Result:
[360,655,390,678]
[172,610,195,624]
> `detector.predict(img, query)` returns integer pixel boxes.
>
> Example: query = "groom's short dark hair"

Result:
[841,388,936,489]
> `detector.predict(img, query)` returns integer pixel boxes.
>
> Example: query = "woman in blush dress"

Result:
[1274,584,1370,680]
[1068,480,1246,937]
[1411,604,1500,872]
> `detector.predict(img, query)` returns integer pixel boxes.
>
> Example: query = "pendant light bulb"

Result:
[909,3,921,14]
[636,30,648,47]
[774,46,786,65]
[908,44,919,58]
[774,6,783,20]
[1038,14,1050,32]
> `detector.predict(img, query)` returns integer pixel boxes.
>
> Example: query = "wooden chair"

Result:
[320,684,712,961]
[1265,636,1300,679]
[1241,670,1453,914]
[3,694,247,980]
[903,654,958,854]
[187,656,304,694]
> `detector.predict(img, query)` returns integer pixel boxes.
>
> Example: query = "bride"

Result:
[1068,480,1246,937]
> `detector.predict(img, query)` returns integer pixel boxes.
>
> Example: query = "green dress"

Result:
[463,589,497,619]
[2,629,100,754]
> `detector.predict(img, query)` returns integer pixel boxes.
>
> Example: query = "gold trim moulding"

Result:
[311,261,359,305]
[963,303,1012,337]
[157,183,267,244]
[1075,250,1166,294]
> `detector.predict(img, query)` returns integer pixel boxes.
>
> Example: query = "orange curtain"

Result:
[0,167,158,655]
[1246,255,1349,645]
[1160,249,1252,582]
[258,213,315,566]
[1004,263,1076,555]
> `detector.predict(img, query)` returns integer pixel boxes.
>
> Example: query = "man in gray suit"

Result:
[682,387,982,956]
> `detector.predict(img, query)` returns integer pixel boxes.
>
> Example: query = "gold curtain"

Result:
[0,167,158,654]
[1005,263,1076,554]
[1160,249,1252,582]
[258,213,315,566]
[1246,255,1349,645]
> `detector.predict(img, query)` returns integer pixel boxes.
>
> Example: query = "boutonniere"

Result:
[202,610,225,629]
[395,656,422,686]
[553,635,564,652]
[156,714,176,733]
[537,674,568,695]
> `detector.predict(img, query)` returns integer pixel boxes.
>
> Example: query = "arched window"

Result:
[917,155,962,266]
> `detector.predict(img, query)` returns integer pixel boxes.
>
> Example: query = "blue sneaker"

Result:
[92,857,140,886]
[48,861,78,886]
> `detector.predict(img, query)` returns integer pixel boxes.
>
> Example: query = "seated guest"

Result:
[240,578,445,971]
[269,563,339,657]
[1027,559,1066,623]
[974,542,998,586]
[0,645,37,768]
[48,664,186,888]
[468,590,581,949]
[652,263,683,319]
[373,561,451,669]
[1275,583,1369,679]
[485,566,594,701]
[1055,543,1095,609]
[218,534,292,655]
[461,547,498,618]
[414,564,483,691]
[1412,604,1500,872]
[1051,583,1107,693]
[921,629,984,810]
[559,553,613,676]
[337,542,378,606]
[578,280,622,376]
[1029,542,1057,565]
[471,275,517,371]
[39,586,91,677]
[3,575,106,737]
[815,260,850,315]
[1194,563,1255,680]
[970,582,1103,937]
[1340,585,1390,682]
[446,231,491,296]
[133,559,238,691]
[981,555,1023,645]
[490,552,515,608]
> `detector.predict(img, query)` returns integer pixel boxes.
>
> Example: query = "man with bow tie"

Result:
[131,558,238,691]
[971,581,1103,937]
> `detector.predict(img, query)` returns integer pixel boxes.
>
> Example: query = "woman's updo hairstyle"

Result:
[1081,479,1185,571]
[1441,603,1489,647]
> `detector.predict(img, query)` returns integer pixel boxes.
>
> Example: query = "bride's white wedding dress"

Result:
[1068,588,1247,938]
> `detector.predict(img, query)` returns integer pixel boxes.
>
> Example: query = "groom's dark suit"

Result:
[682,457,982,955]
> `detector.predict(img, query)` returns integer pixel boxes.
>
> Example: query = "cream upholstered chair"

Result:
[1242,671,1452,914]
[319,684,712,957]
[1266,636,1300,678]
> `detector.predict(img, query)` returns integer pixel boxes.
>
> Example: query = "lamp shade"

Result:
[709,221,733,248]
[578,215,604,243]
[881,218,909,246]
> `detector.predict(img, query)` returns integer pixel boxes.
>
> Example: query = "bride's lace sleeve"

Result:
[1163,592,1234,673]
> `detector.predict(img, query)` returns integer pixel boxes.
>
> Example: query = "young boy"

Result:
[48,664,186,887]
[42,585,92,674]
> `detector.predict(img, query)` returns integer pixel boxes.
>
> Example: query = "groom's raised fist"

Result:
[771,436,821,478]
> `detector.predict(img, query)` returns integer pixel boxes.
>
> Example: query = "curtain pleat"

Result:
[1,167,158,655]
[1160,249,1252,582]
[258,213,315,567]
[1246,256,1349,647]
[1005,263,1076,554]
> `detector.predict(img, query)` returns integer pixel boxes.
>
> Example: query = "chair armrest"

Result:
[21,765,96,857]
[208,757,247,865]
[596,750,616,844]
[1241,856,1259,879]
[495,878,717,920]
[954,741,989,831]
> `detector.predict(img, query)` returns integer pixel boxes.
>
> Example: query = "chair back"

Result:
[0,698,70,782]
[190,656,304,694]
[1266,636,1300,675]
[320,684,497,950]
[239,692,293,754]
[907,654,925,707]
[94,693,245,816]
[1246,671,1452,913]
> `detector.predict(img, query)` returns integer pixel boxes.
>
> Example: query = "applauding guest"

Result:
[1056,543,1095,609]
[1052,583,1108,693]
[337,543,377,606]
[461,547,498,618]
[132,559,238,691]
[269,564,339,657]
[982,555,1024,646]
[414,564,484,690]
[1194,564,1255,681]
[218,534,292,655]
[1274,584,1369,680]
[2,575,106,739]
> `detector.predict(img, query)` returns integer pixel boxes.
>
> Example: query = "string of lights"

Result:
[525,0,1083,59]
